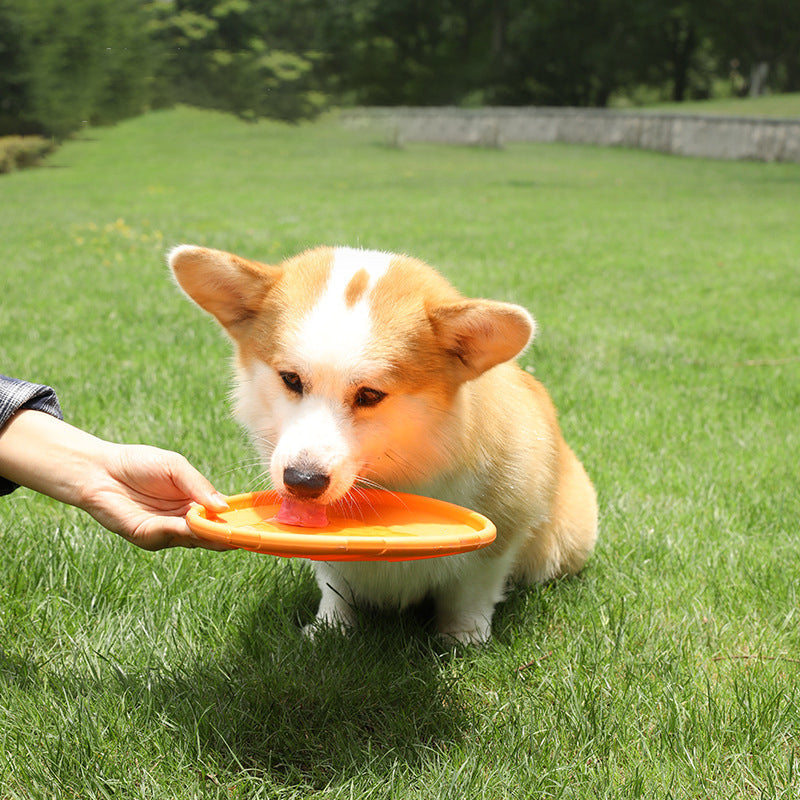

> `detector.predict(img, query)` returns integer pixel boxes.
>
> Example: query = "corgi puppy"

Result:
[170,245,598,644]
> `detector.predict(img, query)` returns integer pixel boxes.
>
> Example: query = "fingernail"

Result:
[210,492,229,510]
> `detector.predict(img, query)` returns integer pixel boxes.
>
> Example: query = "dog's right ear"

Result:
[168,245,282,332]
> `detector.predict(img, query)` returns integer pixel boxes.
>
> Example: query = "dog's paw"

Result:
[302,609,358,640]
[301,619,348,640]
[437,617,492,646]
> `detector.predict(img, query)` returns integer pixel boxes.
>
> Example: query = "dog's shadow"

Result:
[152,568,473,786]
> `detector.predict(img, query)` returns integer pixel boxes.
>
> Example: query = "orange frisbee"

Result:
[186,490,496,561]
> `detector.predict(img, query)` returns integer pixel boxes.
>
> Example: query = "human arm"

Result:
[0,374,64,495]
[0,408,230,550]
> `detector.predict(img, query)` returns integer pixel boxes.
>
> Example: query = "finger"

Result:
[167,455,229,512]
[171,517,236,551]
[134,516,235,551]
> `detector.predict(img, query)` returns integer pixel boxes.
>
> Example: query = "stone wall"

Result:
[340,107,800,162]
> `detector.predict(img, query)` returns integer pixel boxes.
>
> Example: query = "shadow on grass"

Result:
[146,567,595,788]
[0,563,582,791]
[152,576,472,788]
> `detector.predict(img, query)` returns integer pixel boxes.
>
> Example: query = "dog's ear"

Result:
[428,299,536,378]
[169,246,282,331]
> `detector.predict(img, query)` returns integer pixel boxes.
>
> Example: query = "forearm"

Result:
[0,407,229,550]
[0,409,107,509]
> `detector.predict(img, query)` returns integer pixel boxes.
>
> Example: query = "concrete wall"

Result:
[340,107,800,162]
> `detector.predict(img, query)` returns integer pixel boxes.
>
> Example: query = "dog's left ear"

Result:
[429,300,536,378]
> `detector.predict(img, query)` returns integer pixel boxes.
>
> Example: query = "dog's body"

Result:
[171,245,597,643]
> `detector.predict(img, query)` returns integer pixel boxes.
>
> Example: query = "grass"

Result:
[1,106,799,798]
[640,91,800,117]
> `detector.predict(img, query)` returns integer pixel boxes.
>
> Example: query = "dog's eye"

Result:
[354,387,386,408]
[280,371,303,395]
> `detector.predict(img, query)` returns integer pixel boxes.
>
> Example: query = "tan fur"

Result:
[344,268,370,307]
[170,245,598,643]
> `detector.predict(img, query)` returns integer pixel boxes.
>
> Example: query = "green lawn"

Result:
[640,91,800,117]
[1,106,799,798]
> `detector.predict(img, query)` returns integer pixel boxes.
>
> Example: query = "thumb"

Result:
[168,453,229,512]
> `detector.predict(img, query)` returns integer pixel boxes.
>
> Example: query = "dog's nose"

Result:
[283,466,330,499]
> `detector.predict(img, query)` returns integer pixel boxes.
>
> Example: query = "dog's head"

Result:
[170,245,534,510]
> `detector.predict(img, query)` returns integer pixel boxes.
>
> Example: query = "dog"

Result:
[170,245,598,644]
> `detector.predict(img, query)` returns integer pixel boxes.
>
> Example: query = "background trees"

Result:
[147,0,325,121]
[698,0,800,98]
[0,0,157,137]
[1,0,798,138]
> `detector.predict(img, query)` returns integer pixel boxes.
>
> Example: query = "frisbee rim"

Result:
[186,489,496,561]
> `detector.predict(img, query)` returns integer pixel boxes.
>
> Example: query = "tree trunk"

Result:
[671,19,696,103]
[491,0,506,60]
[748,61,770,96]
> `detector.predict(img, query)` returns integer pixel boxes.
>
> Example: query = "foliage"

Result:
[2,0,158,138]
[0,135,55,173]
[149,0,327,121]
[2,0,800,138]
[698,0,800,96]
[312,0,800,107]
[0,0,27,134]
[313,0,499,106]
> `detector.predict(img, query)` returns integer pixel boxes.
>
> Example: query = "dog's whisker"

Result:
[355,474,409,506]
[353,475,388,491]
[344,478,411,521]
[380,450,425,485]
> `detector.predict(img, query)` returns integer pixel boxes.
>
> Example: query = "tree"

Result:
[314,0,498,106]
[0,1,28,134]
[699,0,800,95]
[150,0,326,121]
[4,0,797,139]
[6,0,158,138]
[485,0,650,106]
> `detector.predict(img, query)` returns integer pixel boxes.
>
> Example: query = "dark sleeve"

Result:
[0,375,64,496]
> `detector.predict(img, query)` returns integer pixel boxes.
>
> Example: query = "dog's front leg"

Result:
[304,562,359,636]
[434,551,515,645]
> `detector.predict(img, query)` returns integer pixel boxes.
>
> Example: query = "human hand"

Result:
[0,410,231,551]
[81,443,232,550]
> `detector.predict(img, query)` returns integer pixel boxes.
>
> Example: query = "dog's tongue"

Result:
[275,497,329,528]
